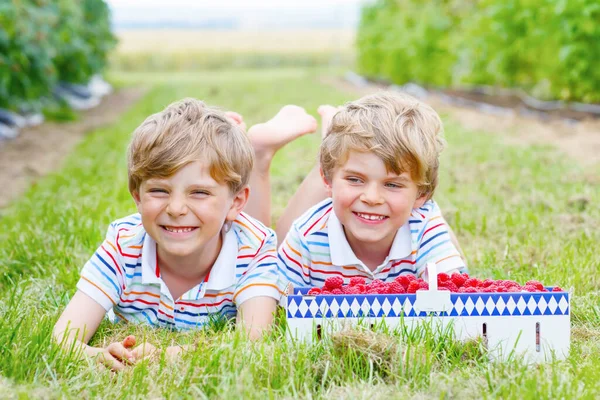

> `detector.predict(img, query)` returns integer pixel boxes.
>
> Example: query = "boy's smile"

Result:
[325,151,427,263]
[133,161,245,267]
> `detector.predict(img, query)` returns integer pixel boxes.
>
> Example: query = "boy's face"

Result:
[324,151,427,252]
[132,161,248,259]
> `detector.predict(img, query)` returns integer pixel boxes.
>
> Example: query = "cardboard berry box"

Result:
[284,264,570,363]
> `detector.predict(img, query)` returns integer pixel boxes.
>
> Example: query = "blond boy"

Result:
[277,92,467,287]
[53,99,316,371]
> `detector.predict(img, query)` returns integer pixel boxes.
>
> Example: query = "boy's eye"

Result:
[385,182,404,188]
[346,177,362,183]
[192,190,210,196]
[148,188,168,193]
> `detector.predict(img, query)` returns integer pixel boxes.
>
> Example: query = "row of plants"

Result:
[0,0,116,111]
[356,0,600,103]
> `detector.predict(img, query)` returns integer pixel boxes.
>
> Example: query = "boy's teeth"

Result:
[164,226,194,233]
[357,213,385,221]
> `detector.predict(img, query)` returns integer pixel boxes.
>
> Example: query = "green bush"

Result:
[0,0,58,109]
[357,0,600,102]
[0,0,116,110]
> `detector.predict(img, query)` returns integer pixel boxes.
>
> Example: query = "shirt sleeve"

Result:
[76,223,125,311]
[233,228,286,306]
[276,222,313,288]
[415,201,467,278]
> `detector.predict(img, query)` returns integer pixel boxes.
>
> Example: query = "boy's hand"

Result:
[130,341,160,363]
[225,111,247,132]
[247,105,317,162]
[317,105,341,139]
[93,340,135,371]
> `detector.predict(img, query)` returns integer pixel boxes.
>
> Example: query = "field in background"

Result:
[111,29,355,71]
[0,66,599,398]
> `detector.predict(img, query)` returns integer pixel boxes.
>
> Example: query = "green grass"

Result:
[0,67,599,398]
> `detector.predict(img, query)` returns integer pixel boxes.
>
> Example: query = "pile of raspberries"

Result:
[306,274,563,296]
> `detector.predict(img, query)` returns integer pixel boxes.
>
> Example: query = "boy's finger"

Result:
[131,343,158,361]
[106,342,134,363]
[97,351,127,372]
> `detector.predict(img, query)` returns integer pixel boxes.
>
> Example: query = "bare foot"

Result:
[247,105,317,162]
[317,105,342,139]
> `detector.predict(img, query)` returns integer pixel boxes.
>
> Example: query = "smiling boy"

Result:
[53,98,304,371]
[277,92,467,287]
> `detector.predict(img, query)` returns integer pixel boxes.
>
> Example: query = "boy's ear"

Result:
[413,192,429,210]
[131,190,142,210]
[319,168,333,197]
[226,186,250,222]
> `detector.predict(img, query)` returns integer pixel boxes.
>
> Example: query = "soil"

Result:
[323,77,600,166]
[0,87,147,208]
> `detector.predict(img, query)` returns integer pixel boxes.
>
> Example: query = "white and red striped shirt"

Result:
[77,212,284,330]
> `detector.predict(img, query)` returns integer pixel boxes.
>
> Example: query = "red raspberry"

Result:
[523,285,539,292]
[324,276,344,291]
[451,273,467,288]
[355,284,367,293]
[418,281,429,290]
[349,277,366,287]
[502,280,519,288]
[407,281,421,294]
[437,273,450,283]
[344,286,361,295]
[482,279,495,288]
[122,335,136,348]
[526,280,544,291]
[507,286,521,292]
[552,286,563,292]
[366,287,380,294]
[395,275,412,288]
[307,288,321,296]
[331,288,343,295]
[463,287,478,293]
[387,281,406,294]
[464,278,482,288]
[321,290,332,295]
[439,282,459,292]
[370,279,386,287]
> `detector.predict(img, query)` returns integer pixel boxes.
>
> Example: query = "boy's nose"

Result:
[360,183,383,205]
[166,195,188,216]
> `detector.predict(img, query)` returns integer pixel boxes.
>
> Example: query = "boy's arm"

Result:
[233,228,285,339]
[53,291,133,371]
[236,296,278,340]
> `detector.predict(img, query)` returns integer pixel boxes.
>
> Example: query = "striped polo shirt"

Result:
[76,212,284,330]
[277,198,467,288]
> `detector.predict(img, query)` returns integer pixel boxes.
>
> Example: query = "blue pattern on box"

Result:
[287,290,570,319]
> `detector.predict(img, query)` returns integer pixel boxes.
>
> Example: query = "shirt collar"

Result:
[328,210,413,269]
[141,228,238,289]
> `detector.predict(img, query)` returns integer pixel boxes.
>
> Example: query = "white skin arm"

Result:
[236,296,278,340]
[53,290,133,371]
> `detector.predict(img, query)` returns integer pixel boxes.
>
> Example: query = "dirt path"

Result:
[0,87,147,208]
[323,77,600,167]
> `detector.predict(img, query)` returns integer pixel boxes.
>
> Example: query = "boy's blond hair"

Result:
[127,98,253,194]
[320,91,445,198]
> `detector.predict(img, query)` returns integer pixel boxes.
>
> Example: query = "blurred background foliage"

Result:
[356,0,600,103]
[0,0,116,110]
